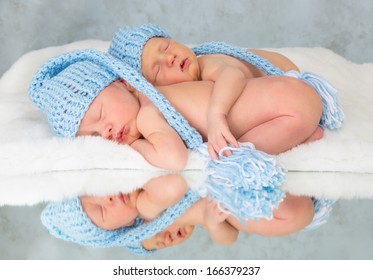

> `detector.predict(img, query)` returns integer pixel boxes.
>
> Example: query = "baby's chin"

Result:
[126,132,141,145]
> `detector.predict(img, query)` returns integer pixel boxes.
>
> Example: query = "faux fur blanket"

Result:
[0,41,372,205]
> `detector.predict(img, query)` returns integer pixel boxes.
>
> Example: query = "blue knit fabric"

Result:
[29,59,117,137]
[303,198,336,232]
[196,143,285,223]
[192,42,284,76]
[108,23,170,73]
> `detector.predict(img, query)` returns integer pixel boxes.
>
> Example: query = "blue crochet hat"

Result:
[108,23,170,73]
[29,50,119,137]
[29,48,202,147]
[41,191,200,255]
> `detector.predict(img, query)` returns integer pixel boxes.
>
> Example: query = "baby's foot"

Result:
[303,127,324,144]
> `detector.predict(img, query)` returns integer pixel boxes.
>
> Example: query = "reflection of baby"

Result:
[80,174,188,230]
[46,173,313,255]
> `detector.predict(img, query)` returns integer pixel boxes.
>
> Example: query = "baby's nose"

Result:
[105,196,114,204]
[101,124,113,140]
[163,232,172,245]
[162,53,175,66]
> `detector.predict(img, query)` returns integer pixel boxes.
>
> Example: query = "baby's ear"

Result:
[118,78,136,93]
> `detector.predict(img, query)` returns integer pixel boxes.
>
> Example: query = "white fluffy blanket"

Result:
[1,41,372,205]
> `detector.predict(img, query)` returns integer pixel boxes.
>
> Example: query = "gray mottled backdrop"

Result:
[1,0,372,76]
[0,0,372,259]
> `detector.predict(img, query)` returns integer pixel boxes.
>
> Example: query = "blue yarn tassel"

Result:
[196,142,286,224]
[302,198,335,232]
[285,71,344,130]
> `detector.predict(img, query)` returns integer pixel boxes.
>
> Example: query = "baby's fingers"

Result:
[216,134,231,155]
[208,143,219,160]
[208,136,227,159]
[214,203,230,221]
[224,131,239,149]
[217,134,232,157]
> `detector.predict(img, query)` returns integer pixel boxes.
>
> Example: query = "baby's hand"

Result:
[207,113,238,160]
[204,197,229,230]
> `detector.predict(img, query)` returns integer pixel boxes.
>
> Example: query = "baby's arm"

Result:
[199,57,243,159]
[203,197,238,246]
[137,174,188,220]
[130,94,188,170]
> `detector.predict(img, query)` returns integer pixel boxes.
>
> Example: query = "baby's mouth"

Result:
[180,58,189,72]
[177,227,186,238]
[118,192,129,204]
[116,126,129,144]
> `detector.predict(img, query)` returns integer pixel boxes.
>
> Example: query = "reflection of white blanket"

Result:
[0,41,372,205]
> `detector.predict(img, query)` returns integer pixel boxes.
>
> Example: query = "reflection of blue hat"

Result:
[41,192,200,255]
[40,197,144,250]
[109,23,170,73]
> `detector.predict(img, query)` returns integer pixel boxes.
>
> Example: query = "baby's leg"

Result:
[227,194,314,236]
[230,76,323,154]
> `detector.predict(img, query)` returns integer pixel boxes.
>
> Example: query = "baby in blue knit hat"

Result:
[108,24,331,159]
[76,77,189,171]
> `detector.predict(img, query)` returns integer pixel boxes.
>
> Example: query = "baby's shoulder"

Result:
[137,96,165,128]
[198,54,233,80]
[199,54,257,79]
[198,53,234,67]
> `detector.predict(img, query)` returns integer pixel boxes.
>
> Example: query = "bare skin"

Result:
[157,76,323,155]
[142,224,195,250]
